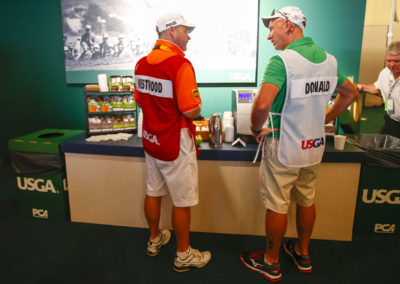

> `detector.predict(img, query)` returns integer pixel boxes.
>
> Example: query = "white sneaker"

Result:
[173,247,212,272]
[146,229,171,256]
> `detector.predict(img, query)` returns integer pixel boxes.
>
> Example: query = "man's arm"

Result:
[133,85,141,108]
[250,82,280,131]
[176,62,202,119]
[182,104,201,119]
[357,83,381,96]
[325,79,359,123]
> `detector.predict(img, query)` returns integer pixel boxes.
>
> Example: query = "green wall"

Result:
[0,0,366,164]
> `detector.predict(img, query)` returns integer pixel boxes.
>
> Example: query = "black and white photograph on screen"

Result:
[61,0,258,84]
[61,0,151,71]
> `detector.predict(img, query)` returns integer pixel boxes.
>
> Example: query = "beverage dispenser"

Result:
[232,89,257,137]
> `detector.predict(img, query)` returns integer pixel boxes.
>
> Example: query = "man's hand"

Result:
[356,83,380,96]
[252,127,279,143]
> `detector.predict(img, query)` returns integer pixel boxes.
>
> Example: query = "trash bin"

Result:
[347,134,400,235]
[8,129,84,221]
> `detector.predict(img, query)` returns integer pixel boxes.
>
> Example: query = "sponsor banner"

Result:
[353,165,400,235]
[15,173,70,221]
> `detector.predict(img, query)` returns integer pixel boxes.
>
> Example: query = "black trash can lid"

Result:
[37,132,65,139]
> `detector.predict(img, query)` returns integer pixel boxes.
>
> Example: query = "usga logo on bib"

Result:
[301,137,325,150]
[17,177,59,194]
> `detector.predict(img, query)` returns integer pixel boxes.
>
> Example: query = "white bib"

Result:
[276,49,338,167]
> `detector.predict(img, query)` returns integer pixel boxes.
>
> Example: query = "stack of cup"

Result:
[223,111,235,143]
[137,109,143,138]
[98,74,109,92]
[223,111,233,121]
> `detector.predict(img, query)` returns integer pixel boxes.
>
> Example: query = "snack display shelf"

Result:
[85,91,133,96]
[84,87,137,135]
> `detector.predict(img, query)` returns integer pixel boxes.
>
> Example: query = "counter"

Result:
[61,133,364,241]
[61,133,364,162]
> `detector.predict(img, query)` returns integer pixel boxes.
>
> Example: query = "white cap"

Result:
[262,6,306,31]
[156,13,195,33]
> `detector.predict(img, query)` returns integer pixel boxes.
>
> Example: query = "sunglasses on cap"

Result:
[270,9,289,20]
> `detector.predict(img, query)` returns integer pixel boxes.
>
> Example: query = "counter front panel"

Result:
[61,133,364,241]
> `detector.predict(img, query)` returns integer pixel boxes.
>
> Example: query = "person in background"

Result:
[67,41,74,54]
[63,45,71,60]
[117,34,133,58]
[130,37,143,56]
[81,24,95,51]
[71,48,80,61]
[111,44,119,57]
[100,34,111,58]
[79,41,92,60]
[240,6,358,282]
[134,12,211,272]
[357,41,400,138]
[91,43,102,60]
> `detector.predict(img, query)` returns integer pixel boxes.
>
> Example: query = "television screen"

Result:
[61,0,259,84]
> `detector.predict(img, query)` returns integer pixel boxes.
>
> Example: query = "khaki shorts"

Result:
[145,128,198,207]
[260,138,320,214]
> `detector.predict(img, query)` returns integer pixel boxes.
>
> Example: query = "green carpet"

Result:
[1,164,399,284]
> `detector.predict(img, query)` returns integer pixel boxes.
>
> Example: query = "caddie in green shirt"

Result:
[240,6,359,282]
[263,37,348,138]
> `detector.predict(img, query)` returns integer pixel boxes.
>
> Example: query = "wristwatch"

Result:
[251,127,261,135]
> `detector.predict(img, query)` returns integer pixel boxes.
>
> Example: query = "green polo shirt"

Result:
[261,37,347,137]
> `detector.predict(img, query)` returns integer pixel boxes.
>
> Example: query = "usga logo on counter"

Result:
[16,177,66,194]
[361,189,400,204]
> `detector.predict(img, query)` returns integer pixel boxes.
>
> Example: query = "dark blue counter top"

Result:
[60,133,365,163]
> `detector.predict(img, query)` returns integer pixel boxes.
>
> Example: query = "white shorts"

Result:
[260,138,320,214]
[145,128,198,207]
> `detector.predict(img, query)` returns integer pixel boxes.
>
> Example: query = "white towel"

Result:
[85,133,133,142]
